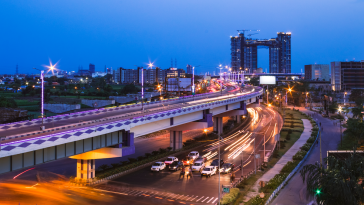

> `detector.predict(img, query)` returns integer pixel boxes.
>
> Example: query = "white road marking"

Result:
[207,197,215,203]
[202,197,210,202]
[196,196,205,202]
[212,197,219,203]
[92,188,128,196]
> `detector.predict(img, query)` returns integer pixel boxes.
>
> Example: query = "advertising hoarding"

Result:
[259,76,276,85]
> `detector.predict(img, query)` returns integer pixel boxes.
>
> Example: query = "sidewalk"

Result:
[271,108,342,205]
[243,119,312,203]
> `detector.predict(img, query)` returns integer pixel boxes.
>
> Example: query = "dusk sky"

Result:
[1,0,363,74]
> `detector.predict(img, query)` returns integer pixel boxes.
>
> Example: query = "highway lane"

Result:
[0,105,280,205]
[1,85,255,143]
[93,105,282,205]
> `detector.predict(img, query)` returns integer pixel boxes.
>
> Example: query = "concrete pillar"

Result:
[76,159,95,181]
[236,115,241,123]
[170,131,183,151]
[213,117,223,135]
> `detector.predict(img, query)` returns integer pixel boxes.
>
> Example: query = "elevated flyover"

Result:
[0,85,263,181]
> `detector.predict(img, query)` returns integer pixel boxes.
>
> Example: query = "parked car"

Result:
[191,161,205,172]
[188,151,199,160]
[201,166,217,177]
[151,162,166,172]
[210,159,224,168]
[169,161,184,171]
[219,163,234,173]
[164,156,178,165]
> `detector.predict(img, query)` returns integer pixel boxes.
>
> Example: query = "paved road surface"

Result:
[271,108,342,205]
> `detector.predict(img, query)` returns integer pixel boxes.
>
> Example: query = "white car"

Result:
[201,166,217,177]
[192,161,205,172]
[188,151,199,160]
[164,156,178,165]
[151,162,166,172]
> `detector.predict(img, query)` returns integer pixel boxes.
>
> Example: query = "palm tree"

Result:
[352,105,364,119]
[300,151,364,205]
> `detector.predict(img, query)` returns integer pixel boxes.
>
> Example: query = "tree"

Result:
[120,84,140,95]
[352,106,364,119]
[349,90,364,104]
[0,97,17,108]
[300,152,364,205]
[328,101,338,114]
[249,77,259,86]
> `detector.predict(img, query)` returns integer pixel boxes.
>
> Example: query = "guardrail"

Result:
[264,129,320,205]
[0,87,241,130]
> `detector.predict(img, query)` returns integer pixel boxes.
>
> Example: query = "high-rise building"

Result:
[155,67,166,83]
[304,64,330,81]
[331,60,364,91]
[231,32,291,73]
[118,68,139,84]
[139,68,157,84]
[89,64,95,74]
[186,64,193,74]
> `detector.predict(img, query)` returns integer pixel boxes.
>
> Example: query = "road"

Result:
[271,107,342,205]
[0,105,282,205]
[0,84,255,143]
[90,105,283,205]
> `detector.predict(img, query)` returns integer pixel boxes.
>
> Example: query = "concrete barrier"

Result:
[44,104,80,113]
[81,99,115,108]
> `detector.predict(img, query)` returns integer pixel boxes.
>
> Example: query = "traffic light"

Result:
[316,189,321,195]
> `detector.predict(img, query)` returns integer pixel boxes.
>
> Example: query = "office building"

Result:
[118,68,139,84]
[304,64,330,81]
[231,32,291,73]
[331,60,364,91]
[89,64,95,74]
[186,64,193,74]
[156,67,166,83]
[166,68,186,78]
[139,68,157,84]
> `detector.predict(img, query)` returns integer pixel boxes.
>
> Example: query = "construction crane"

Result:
[237,29,260,34]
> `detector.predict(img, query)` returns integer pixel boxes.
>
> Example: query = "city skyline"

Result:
[1,0,363,74]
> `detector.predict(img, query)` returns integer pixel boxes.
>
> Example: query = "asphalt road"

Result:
[91,105,282,205]
[271,107,342,205]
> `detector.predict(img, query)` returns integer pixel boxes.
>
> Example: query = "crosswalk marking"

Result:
[207,197,215,203]
[201,197,210,202]
[196,196,205,202]
[212,197,218,203]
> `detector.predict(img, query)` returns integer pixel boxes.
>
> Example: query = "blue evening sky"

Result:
[0,0,363,75]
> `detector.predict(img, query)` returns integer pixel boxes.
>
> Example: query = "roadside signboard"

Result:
[222,185,231,193]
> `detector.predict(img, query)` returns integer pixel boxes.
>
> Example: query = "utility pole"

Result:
[319,126,322,167]
[241,151,244,178]
[340,119,342,147]
[218,132,221,205]
[254,133,256,174]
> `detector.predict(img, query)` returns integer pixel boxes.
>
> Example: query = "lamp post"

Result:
[141,67,144,111]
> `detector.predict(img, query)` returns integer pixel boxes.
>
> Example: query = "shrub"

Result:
[307,136,316,143]
[98,164,110,171]
[128,158,137,163]
[144,153,152,158]
[137,156,145,161]
[220,188,239,205]
[293,150,307,161]
[166,147,172,152]
[272,149,279,158]
[280,140,286,149]
[286,134,291,140]
[300,143,312,151]
[280,161,299,173]
[110,163,120,168]
[265,173,288,190]
[248,194,265,205]
[152,151,159,156]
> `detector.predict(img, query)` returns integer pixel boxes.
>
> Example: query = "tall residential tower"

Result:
[230,32,291,73]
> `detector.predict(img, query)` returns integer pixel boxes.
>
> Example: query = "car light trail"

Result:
[224,132,250,151]
[13,167,35,179]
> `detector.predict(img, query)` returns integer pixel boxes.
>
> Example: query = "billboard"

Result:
[259,76,276,85]
[167,78,192,91]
